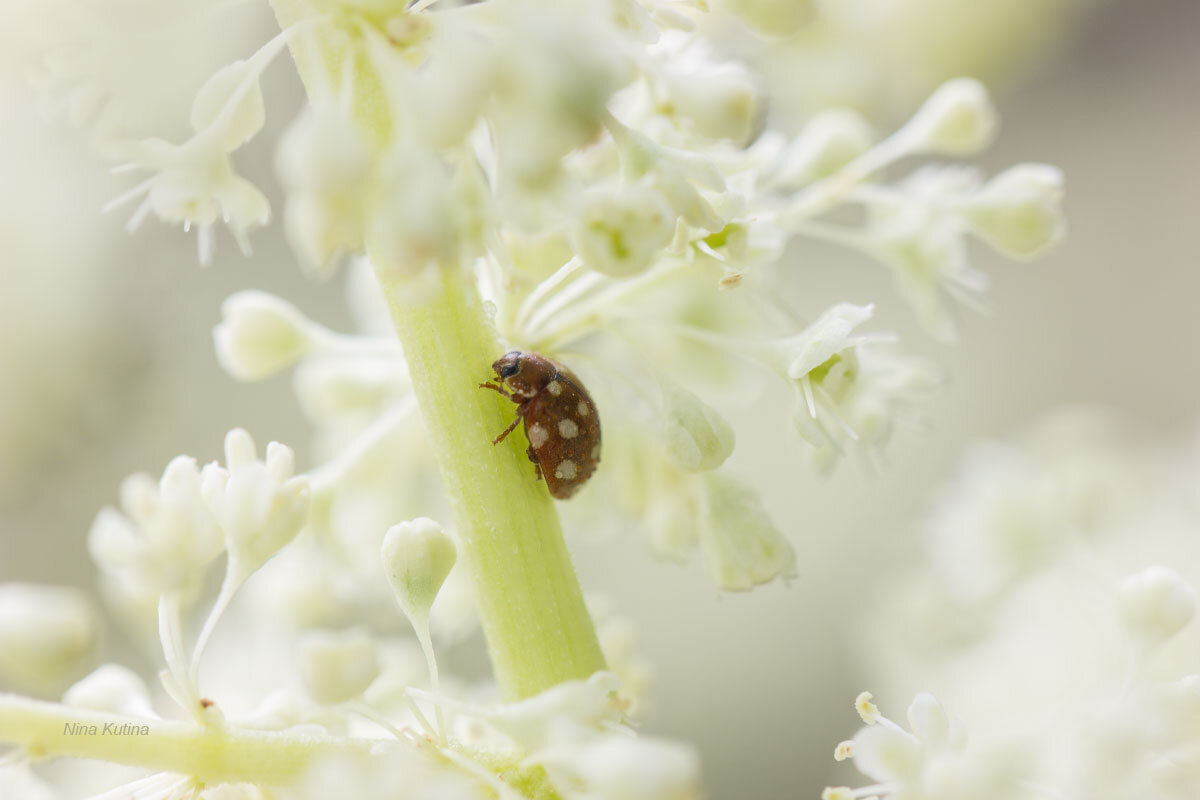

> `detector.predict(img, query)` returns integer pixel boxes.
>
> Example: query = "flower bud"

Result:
[64,664,156,717]
[900,78,996,157]
[779,109,873,186]
[214,291,316,381]
[571,185,674,277]
[661,384,735,472]
[89,456,224,596]
[1117,566,1196,644]
[663,62,762,143]
[382,518,457,625]
[963,164,1065,259]
[299,628,381,705]
[202,429,311,575]
[0,583,98,694]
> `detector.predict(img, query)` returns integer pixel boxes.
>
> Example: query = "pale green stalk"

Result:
[375,268,606,699]
[268,0,606,699]
[0,694,374,785]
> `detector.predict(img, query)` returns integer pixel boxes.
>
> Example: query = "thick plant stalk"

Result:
[375,267,606,699]
[0,695,374,785]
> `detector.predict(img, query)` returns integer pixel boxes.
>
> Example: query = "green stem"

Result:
[0,695,374,785]
[376,267,606,699]
[267,0,606,700]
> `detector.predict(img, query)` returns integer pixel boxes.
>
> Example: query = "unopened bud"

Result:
[214,291,315,381]
[964,164,1065,259]
[382,518,457,625]
[900,78,996,157]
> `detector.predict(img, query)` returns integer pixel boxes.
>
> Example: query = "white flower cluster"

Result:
[823,692,1027,800]
[192,0,1062,587]
[87,429,309,716]
[854,412,1200,800]
[3,0,1072,797]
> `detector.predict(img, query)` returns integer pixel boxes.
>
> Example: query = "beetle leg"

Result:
[492,411,523,445]
[527,446,544,481]
[478,381,513,399]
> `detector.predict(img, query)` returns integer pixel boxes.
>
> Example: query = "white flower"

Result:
[201,429,310,575]
[609,120,726,232]
[963,163,1065,259]
[0,583,98,695]
[1117,566,1196,646]
[570,184,675,277]
[298,628,381,705]
[214,291,319,381]
[276,107,372,270]
[489,0,635,188]
[757,303,935,462]
[412,672,624,756]
[89,456,224,596]
[831,692,1024,800]
[107,131,269,265]
[534,735,703,800]
[657,44,762,143]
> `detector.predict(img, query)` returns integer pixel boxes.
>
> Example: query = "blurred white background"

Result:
[1,0,1198,796]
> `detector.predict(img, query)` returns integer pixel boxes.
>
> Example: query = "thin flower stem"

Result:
[188,565,248,687]
[528,257,696,351]
[0,695,376,785]
[513,256,586,332]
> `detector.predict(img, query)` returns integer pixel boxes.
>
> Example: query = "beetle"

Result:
[479,351,601,499]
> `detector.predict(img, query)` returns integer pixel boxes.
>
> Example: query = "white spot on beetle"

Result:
[546,380,563,396]
[558,419,579,438]
[554,460,577,480]
[528,423,550,448]
[577,401,590,416]
[590,444,601,460]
